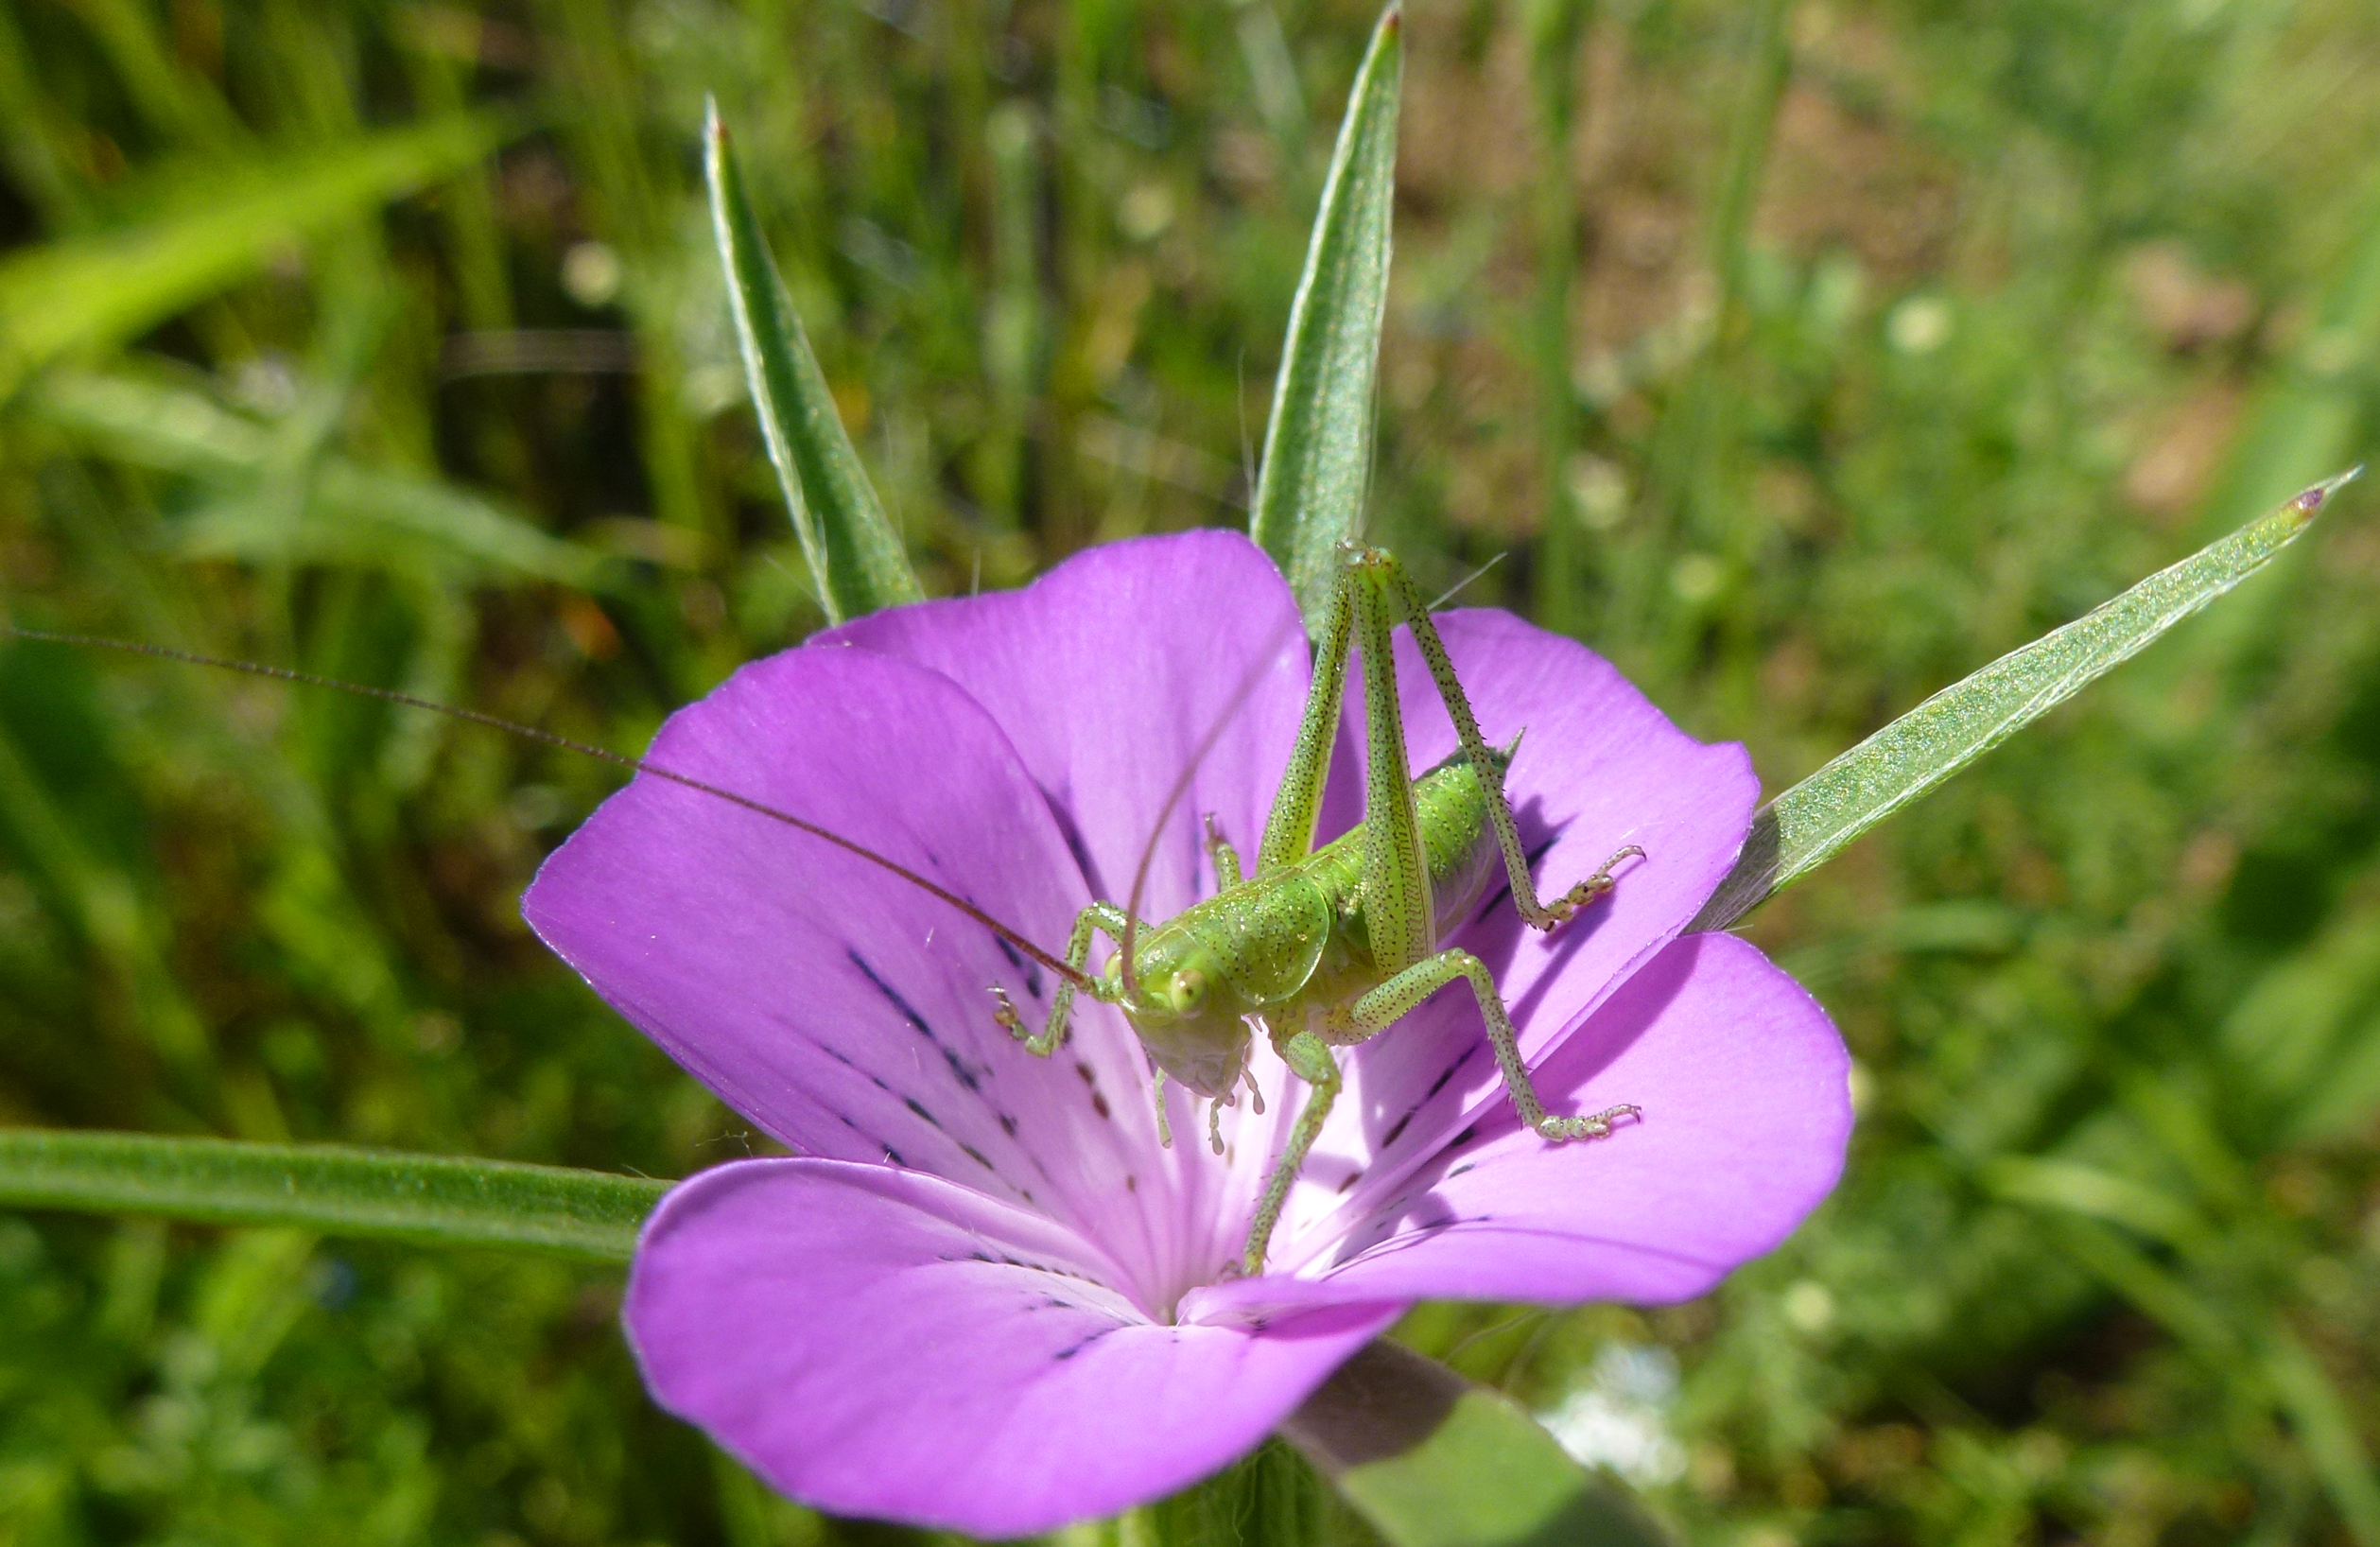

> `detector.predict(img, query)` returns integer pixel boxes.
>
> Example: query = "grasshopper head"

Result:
[1104,922,1250,1099]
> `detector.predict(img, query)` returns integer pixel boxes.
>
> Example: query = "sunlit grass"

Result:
[3,1,2379,1542]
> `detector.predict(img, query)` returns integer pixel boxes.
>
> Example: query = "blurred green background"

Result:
[3,0,2379,1541]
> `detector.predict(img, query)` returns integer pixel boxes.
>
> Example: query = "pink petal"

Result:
[628,1158,1398,1536]
[820,530,1339,925]
[521,645,1176,1291]
[1190,932,1850,1311]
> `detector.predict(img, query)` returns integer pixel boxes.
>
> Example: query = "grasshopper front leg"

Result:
[991,901,1129,1054]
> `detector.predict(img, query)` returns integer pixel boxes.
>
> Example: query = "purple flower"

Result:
[523,531,1850,1536]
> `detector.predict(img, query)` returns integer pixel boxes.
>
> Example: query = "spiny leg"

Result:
[1203,812,1242,890]
[1346,548,1435,974]
[1339,947,1639,1142]
[1358,545,1645,930]
[1242,1031,1341,1275]
[991,901,1129,1054]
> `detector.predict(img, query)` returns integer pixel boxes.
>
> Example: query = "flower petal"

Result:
[1265,611,1760,1252]
[1189,932,1849,1310]
[522,645,1169,1271]
[629,1158,1398,1537]
[818,530,1342,925]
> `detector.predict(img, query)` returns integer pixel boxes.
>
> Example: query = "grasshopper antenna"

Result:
[1117,613,1308,1002]
[1,623,1092,990]
[1429,550,1507,610]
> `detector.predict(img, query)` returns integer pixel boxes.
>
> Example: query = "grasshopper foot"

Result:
[993,984,1066,1055]
[1535,1103,1642,1142]
[1537,844,1647,929]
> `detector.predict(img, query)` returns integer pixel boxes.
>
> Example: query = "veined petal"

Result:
[1189,933,1850,1311]
[627,1158,1398,1537]
[820,530,1335,923]
[522,645,1167,1274]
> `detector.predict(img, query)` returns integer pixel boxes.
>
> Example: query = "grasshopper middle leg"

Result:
[1332,947,1640,1143]
[1242,1031,1341,1276]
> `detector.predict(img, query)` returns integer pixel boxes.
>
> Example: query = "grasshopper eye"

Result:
[1168,969,1207,1012]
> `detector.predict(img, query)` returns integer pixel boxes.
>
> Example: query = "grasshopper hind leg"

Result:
[1358,544,1653,933]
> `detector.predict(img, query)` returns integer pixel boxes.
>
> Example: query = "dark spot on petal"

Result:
[1335,1170,1364,1194]
[1379,1110,1414,1149]
[993,934,1047,999]
[1424,1052,1473,1100]
[1450,1124,1481,1150]
[1123,1174,1137,1193]
[960,1142,996,1171]
[1447,1162,1475,1179]
[1091,1091,1111,1120]
[850,948,988,1092]
[999,1113,1019,1138]
[904,1097,944,1130]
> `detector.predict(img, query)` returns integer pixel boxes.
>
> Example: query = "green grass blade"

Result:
[1979,1156,2211,1252]
[704,101,920,625]
[0,113,518,394]
[1280,1339,1672,1546]
[1693,470,2359,930]
[2262,1329,2380,1547]
[1248,4,1402,631]
[26,369,612,588]
[0,1130,668,1261]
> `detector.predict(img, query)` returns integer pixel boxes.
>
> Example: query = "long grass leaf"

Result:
[0,1130,667,1261]
[1248,4,1402,631]
[1980,1156,2212,1251]
[0,113,518,393]
[26,370,611,587]
[2262,1330,2380,1547]
[1693,470,2359,930]
[704,101,920,624]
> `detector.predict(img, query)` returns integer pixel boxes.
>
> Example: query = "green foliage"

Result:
[1696,472,2352,930]
[0,1131,663,1260]
[704,102,922,623]
[4,1,2380,1545]
[1249,5,1402,631]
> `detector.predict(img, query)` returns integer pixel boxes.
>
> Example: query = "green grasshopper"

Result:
[12,544,1642,1278]
[994,542,1643,1275]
